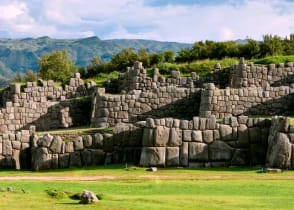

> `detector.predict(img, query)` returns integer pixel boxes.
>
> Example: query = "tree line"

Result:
[14,34,294,83]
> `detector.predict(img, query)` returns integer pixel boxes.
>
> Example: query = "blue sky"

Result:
[0,0,293,43]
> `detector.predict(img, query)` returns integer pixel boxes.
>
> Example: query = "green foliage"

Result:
[110,48,138,71]
[13,69,38,83]
[38,50,77,83]
[157,58,238,77]
[253,55,294,64]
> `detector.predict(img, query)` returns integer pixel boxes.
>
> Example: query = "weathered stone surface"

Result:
[166,147,179,166]
[202,130,213,144]
[11,141,21,150]
[73,136,84,151]
[65,142,74,153]
[180,142,188,166]
[12,150,20,170]
[191,130,202,142]
[103,133,113,152]
[169,128,182,146]
[249,127,261,143]
[154,126,169,147]
[219,125,233,141]
[140,147,166,166]
[93,133,103,148]
[189,142,209,161]
[38,134,53,147]
[69,151,82,168]
[79,190,99,204]
[267,132,291,168]
[32,147,51,171]
[81,149,92,166]
[83,135,92,148]
[91,149,105,165]
[142,128,154,146]
[49,136,63,153]
[231,149,248,166]
[182,130,192,141]
[237,124,249,147]
[59,153,69,168]
[3,140,12,156]
[209,141,234,161]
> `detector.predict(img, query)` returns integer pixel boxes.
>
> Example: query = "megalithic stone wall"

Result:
[231,58,294,88]
[199,83,294,118]
[139,116,271,167]
[266,116,294,169]
[0,73,96,132]
[90,87,201,128]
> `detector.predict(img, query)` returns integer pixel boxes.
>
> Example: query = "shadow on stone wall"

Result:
[18,98,92,131]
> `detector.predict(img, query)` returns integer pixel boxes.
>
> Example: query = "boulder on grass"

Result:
[79,190,99,204]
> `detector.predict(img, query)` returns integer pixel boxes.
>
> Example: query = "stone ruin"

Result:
[0,59,294,170]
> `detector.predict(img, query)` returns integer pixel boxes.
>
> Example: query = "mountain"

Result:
[0,36,192,81]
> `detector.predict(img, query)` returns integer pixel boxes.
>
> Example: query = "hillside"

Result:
[0,36,192,81]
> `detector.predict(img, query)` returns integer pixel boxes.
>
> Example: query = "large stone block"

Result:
[37,134,53,147]
[142,128,154,146]
[191,130,202,142]
[209,141,234,161]
[3,140,12,155]
[169,128,182,146]
[73,136,84,151]
[236,124,249,147]
[267,132,291,168]
[231,149,249,166]
[219,125,233,141]
[154,126,170,147]
[83,135,93,148]
[69,151,82,168]
[59,153,69,168]
[12,150,20,170]
[182,130,192,142]
[32,147,52,171]
[189,142,208,161]
[65,142,74,153]
[81,149,92,166]
[49,136,63,153]
[180,142,188,166]
[91,149,105,165]
[166,147,179,166]
[140,147,166,166]
[93,133,103,149]
[249,127,261,143]
[202,130,213,144]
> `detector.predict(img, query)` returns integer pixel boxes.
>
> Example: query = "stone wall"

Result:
[231,58,294,88]
[90,87,201,128]
[117,61,199,93]
[0,73,95,132]
[266,116,294,169]
[199,83,294,118]
[140,116,270,167]
[0,127,33,169]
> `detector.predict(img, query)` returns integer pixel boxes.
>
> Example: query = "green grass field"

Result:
[0,165,294,210]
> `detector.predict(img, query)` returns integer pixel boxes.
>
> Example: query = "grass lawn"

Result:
[0,165,294,210]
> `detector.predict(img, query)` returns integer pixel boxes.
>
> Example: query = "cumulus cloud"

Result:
[0,0,293,42]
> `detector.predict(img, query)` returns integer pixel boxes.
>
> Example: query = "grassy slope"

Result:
[1,166,294,210]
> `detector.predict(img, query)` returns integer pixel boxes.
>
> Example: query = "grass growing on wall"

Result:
[253,55,294,65]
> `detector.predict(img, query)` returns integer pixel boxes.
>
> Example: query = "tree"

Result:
[23,69,37,82]
[161,50,175,63]
[138,48,150,67]
[260,34,283,57]
[38,49,76,83]
[111,48,138,71]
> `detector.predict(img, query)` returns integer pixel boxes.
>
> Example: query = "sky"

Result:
[0,0,294,43]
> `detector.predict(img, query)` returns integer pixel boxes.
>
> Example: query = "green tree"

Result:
[260,34,283,57]
[111,48,138,71]
[38,49,76,83]
[23,69,37,82]
[161,50,175,63]
[149,53,163,66]
[239,39,260,59]
[137,48,150,67]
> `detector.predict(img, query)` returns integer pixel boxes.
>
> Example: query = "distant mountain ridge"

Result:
[0,36,192,81]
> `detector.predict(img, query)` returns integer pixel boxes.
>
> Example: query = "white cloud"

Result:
[0,0,294,42]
